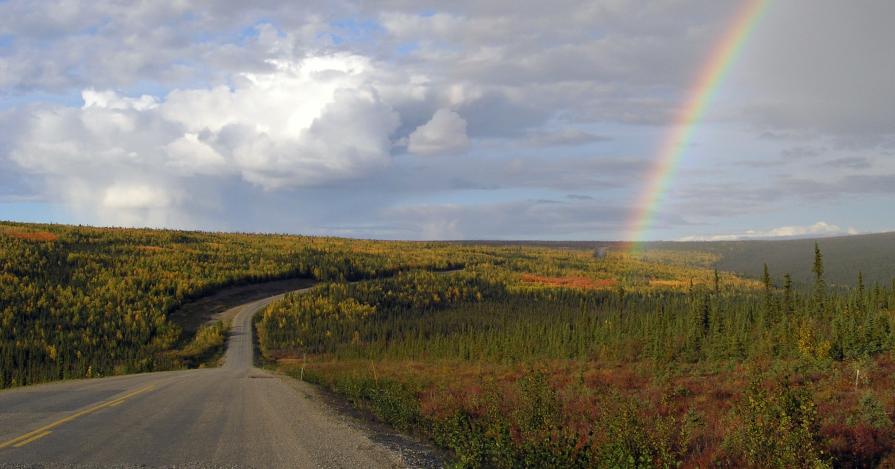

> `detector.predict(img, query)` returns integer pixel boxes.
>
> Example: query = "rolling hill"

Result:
[457,231,895,287]
[649,232,895,287]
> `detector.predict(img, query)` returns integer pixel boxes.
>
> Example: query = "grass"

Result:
[175,320,230,368]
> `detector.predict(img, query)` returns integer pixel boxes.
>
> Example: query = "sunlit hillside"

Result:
[0,221,726,389]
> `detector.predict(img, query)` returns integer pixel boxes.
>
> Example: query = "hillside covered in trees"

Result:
[0,221,472,387]
[0,221,715,389]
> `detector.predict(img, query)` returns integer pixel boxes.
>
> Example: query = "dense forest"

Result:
[0,221,473,387]
[261,243,895,467]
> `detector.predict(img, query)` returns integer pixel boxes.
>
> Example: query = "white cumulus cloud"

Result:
[679,221,859,241]
[6,53,418,225]
[407,109,469,156]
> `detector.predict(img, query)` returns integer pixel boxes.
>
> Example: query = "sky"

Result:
[0,0,893,241]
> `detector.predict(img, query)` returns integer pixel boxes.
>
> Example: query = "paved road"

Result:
[0,291,433,468]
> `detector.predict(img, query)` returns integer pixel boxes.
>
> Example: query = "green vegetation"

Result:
[175,320,230,368]
[261,269,892,364]
[263,243,895,467]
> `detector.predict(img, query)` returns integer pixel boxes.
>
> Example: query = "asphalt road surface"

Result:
[0,290,437,468]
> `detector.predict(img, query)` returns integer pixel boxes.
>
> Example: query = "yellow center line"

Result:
[12,430,51,448]
[0,384,155,449]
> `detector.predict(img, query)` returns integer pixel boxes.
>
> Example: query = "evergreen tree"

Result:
[856,271,865,312]
[762,263,773,316]
[874,283,885,309]
[783,273,794,317]
[812,242,826,307]
[700,294,711,337]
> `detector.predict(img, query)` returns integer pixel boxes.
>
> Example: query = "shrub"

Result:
[723,378,830,468]
[856,392,891,430]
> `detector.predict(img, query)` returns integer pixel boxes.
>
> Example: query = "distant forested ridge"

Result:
[649,232,895,287]
[457,231,895,287]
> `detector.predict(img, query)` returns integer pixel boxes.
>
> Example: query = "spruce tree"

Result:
[812,242,826,307]
[874,283,885,309]
[783,273,794,316]
[762,263,773,315]
[700,294,711,337]
[856,271,865,312]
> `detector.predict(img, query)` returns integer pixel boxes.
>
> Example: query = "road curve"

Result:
[0,289,434,468]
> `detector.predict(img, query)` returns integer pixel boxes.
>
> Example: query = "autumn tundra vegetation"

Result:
[3,221,895,467]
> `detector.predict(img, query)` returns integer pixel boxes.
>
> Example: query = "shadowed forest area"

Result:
[651,232,895,288]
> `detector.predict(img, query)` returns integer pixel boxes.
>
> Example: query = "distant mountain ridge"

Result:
[454,232,895,287]
[651,232,895,288]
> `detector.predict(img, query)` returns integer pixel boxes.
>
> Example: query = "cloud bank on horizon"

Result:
[678,221,859,242]
[1,0,894,240]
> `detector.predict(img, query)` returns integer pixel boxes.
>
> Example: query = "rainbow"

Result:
[624,0,768,247]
